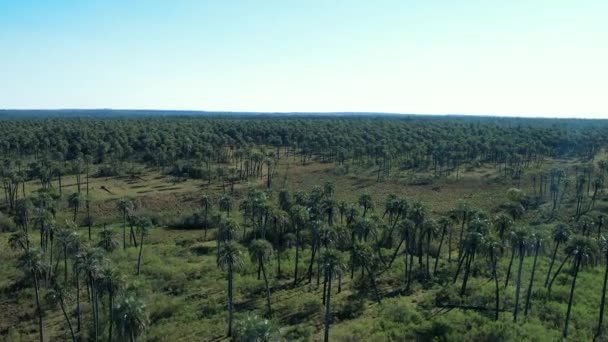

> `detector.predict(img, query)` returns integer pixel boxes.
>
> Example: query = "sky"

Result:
[0,1,607,118]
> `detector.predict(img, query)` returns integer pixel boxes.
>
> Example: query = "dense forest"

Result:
[2,113,608,341]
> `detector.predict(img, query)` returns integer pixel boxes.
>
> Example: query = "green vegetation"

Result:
[1,114,608,341]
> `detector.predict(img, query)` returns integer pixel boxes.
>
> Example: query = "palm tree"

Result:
[409,201,427,267]
[511,227,529,322]
[76,247,105,342]
[422,218,439,277]
[321,249,343,342]
[493,213,513,242]
[563,235,598,337]
[434,217,451,273]
[270,208,290,278]
[201,194,212,237]
[358,193,374,217]
[18,248,45,342]
[9,230,28,252]
[484,235,503,321]
[55,224,80,284]
[524,230,544,317]
[353,242,381,304]
[68,192,82,223]
[290,205,308,287]
[450,201,470,262]
[597,235,608,339]
[544,223,570,287]
[113,293,149,342]
[116,198,134,249]
[135,217,152,275]
[219,194,233,217]
[249,239,274,316]
[45,281,77,342]
[98,225,120,252]
[218,241,245,337]
[100,267,123,342]
[216,217,239,264]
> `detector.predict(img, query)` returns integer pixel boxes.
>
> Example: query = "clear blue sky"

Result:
[1,1,607,117]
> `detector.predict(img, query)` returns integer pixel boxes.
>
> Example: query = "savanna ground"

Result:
[1,148,607,341]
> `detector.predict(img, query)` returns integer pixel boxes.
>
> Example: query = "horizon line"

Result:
[0,108,605,120]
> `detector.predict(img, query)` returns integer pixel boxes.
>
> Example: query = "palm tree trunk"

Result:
[365,265,382,304]
[595,252,608,337]
[385,239,404,271]
[227,262,234,337]
[261,262,272,317]
[597,252,608,339]
[33,272,44,342]
[513,247,524,322]
[434,227,446,273]
[505,245,515,288]
[59,295,77,342]
[293,227,300,287]
[563,258,581,338]
[460,253,473,296]
[492,253,500,321]
[108,291,114,342]
[92,278,99,342]
[544,242,560,287]
[524,242,540,317]
[123,213,127,250]
[324,270,332,342]
[136,233,144,275]
[548,255,571,292]
[64,246,68,284]
[307,242,317,283]
[76,273,81,333]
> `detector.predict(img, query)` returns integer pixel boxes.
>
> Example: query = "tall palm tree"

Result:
[524,230,544,317]
[289,205,308,287]
[100,267,123,342]
[18,248,45,342]
[563,235,598,337]
[216,217,239,264]
[116,198,134,249]
[493,213,513,242]
[135,217,152,275]
[511,227,529,322]
[483,235,503,321]
[422,218,439,277]
[248,239,274,316]
[68,192,82,223]
[218,241,245,337]
[201,194,212,238]
[544,223,571,287]
[9,230,29,252]
[409,201,427,267]
[321,249,343,342]
[353,242,381,304]
[597,235,608,339]
[358,193,374,217]
[434,217,451,273]
[112,293,149,342]
[219,194,233,217]
[76,247,105,342]
[55,223,80,284]
[45,281,77,342]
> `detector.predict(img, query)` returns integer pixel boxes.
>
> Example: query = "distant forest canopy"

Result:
[0,112,605,188]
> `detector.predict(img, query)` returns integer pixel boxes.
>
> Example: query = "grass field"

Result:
[2,152,607,341]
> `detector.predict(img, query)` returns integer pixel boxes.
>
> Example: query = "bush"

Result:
[334,297,365,321]
[0,212,17,232]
